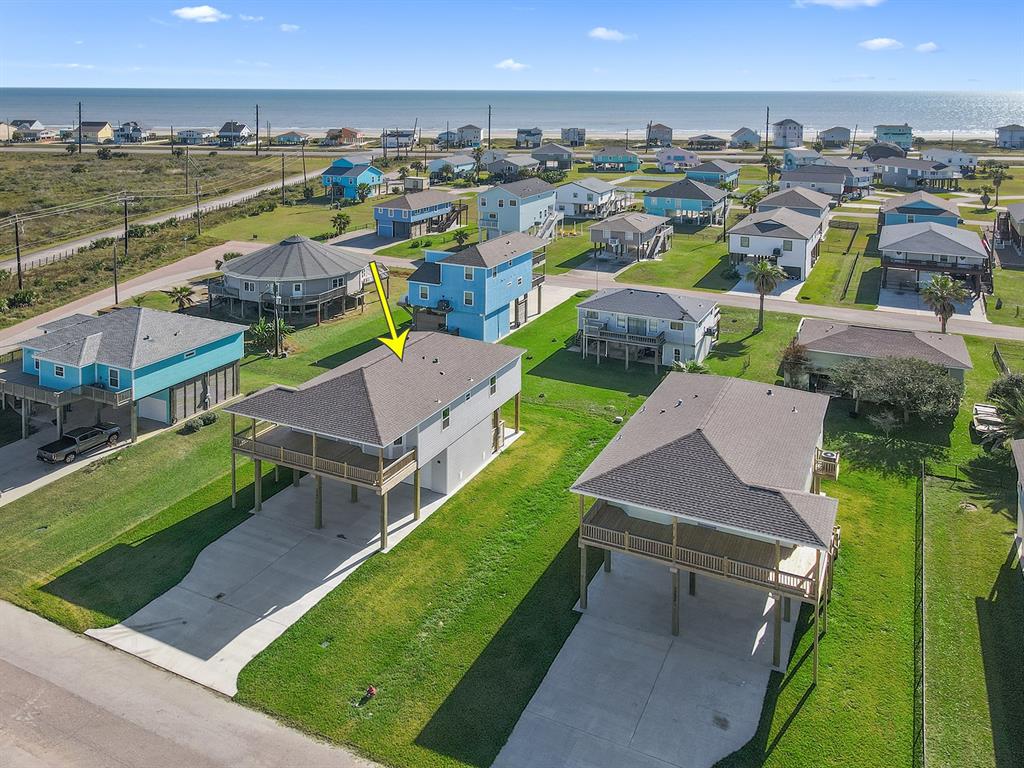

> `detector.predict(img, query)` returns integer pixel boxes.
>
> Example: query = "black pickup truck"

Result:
[37,422,121,464]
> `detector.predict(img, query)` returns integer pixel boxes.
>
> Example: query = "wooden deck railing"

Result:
[587,327,666,346]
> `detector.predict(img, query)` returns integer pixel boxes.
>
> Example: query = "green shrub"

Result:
[181,418,204,434]
[199,411,218,426]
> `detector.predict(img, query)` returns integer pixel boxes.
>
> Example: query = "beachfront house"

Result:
[687,134,728,151]
[874,158,961,191]
[795,318,972,393]
[756,188,831,235]
[878,221,990,291]
[113,122,150,144]
[373,190,467,239]
[477,179,559,239]
[516,127,543,148]
[996,124,1024,149]
[862,142,906,162]
[321,157,384,200]
[644,179,729,225]
[873,124,914,150]
[779,165,849,198]
[772,119,804,148]
[323,128,361,146]
[685,160,740,188]
[176,128,214,145]
[384,129,416,149]
[577,288,719,370]
[481,149,507,165]
[783,147,822,170]
[647,123,673,147]
[0,122,12,141]
[730,127,761,148]
[11,119,43,133]
[819,127,851,148]
[561,127,586,147]
[436,130,459,148]
[78,121,114,143]
[656,147,699,171]
[920,149,978,174]
[590,212,672,262]
[555,178,632,219]
[531,142,575,170]
[1,308,246,443]
[218,121,253,146]
[428,154,476,179]
[486,154,541,180]
[728,208,825,280]
[403,232,546,341]
[591,147,641,172]
[457,124,482,147]
[275,131,310,145]
[572,372,838,679]
[878,191,961,228]
[226,332,525,549]
[209,235,374,322]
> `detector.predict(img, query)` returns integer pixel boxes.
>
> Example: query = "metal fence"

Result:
[914,460,928,768]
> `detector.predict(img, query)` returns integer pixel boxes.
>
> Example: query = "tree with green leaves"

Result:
[743,188,764,212]
[398,166,410,180]
[979,185,994,211]
[453,229,470,247]
[471,145,484,182]
[984,373,1024,447]
[65,142,77,155]
[163,285,195,312]
[990,167,1010,206]
[356,183,372,202]
[745,260,787,332]
[920,274,969,333]
[248,316,295,353]
[673,359,709,374]
[410,160,424,174]
[812,140,824,153]
[830,356,964,423]
[332,212,351,236]
[780,339,810,388]
[439,163,454,181]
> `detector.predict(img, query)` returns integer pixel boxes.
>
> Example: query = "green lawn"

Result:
[987,266,1024,328]
[615,232,737,291]
[376,224,480,260]
[206,196,387,243]
[923,474,1022,768]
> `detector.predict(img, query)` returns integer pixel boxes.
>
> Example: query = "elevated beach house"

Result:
[531,142,574,170]
[873,124,913,150]
[814,156,875,196]
[321,157,385,200]
[113,122,150,144]
[643,179,729,225]
[996,124,1024,149]
[655,146,699,171]
[878,221,990,291]
[757,187,832,225]
[515,127,543,148]
[1,308,245,442]
[590,212,672,262]
[403,232,546,341]
[647,123,673,147]
[77,121,113,143]
[795,318,972,393]
[561,127,586,147]
[920,149,977,174]
[176,128,214,145]
[728,208,825,280]
[555,177,632,219]
[373,190,467,239]
[572,372,839,679]
[384,129,416,149]
[591,147,641,172]
[879,191,961,227]
[436,130,459,148]
[428,154,476,179]
[818,126,851,147]
[783,147,821,171]
[686,134,728,151]
[275,131,310,145]
[226,332,524,550]
[685,160,740,188]
[577,288,719,371]
[457,124,482,147]
[994,203,1024,253]
[485,154,541,180]
[323,127,361,146]
[218,121,253,146]
[729,127,760,148]
[874,158,960,191]
[771,118,804,148]
[477,179,559,240]
[778,164,849,198]
[209,235,374,321]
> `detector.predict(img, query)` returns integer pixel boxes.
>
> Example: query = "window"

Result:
[488,212,496,220]
[293,283,303,295]
[498,199,504,208]
[740,236,750,247]
[33,358,39,371]
[332,277,345,289]
[464,266,474,281]
[490,375,497,395]
[442,407,451,429]
[54,365,65,378]
[464,291,474,307]
[517,276,523,286]
[510,200,517,206]
[393,436,403,446]
[108,369,119,389]
[585,310,598,319]
[783,240,793,251]
[489,267,498,278]
[673,348,681,362]
[184,350,196,359]
[243,280,255,293]
[465,392,472,402]
[419,285,429,301]
[480,199,486,207]
[670,321,684,330]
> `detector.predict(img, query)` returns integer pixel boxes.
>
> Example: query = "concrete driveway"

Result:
[494,556,797,768]
[876,285,987,321]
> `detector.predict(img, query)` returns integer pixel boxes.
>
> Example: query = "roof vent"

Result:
[675,399,683,407]
[659,409,666,414]
[432,357,439,364]
[766,388,773,396]
[792,406,798,413]
[439,371,445,376]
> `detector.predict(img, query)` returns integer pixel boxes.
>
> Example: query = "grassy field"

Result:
[798,220,882,309]
[614,231,736,291]
[206,194,389,242]
[923,474,1022,768]
[987,266,1024,328]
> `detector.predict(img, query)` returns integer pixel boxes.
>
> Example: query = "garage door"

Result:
[138,395,169,423]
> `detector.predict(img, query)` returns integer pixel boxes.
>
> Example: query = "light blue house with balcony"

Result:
[874,124,914,150]
[321,157,385,200]
[3,308,246,441]
[403,232,546,342]
[477,178,558,240]
[878,191,961,227]
[644,179,729,224]
[591,147,641,172]
[685,160,740,188]
[373,189,467,238]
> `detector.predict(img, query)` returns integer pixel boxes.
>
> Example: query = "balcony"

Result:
[881,255,989,274]
[532,273,546,288]
[0,353,133,408]
[584,323,665,347]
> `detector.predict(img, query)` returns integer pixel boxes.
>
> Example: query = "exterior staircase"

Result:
[535,210,564,242]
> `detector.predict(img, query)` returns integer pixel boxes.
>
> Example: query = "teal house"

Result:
[404,232,546,342]
[878,191,961,228]
[685,160,740,188]
[591,147,641,172]
[644,179,729,224]
[321,157,385,200]
[4,308,246,441]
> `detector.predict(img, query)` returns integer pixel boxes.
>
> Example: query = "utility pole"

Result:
[300,141,307,188]
[170,124,174,149]
[850,124,858,158]
[445,119,450,151]
[281,154,286,204]
[194,180,202,236]
[487,104,492,150]
[381,128,388,162]
[77,101,82,154]
[255,104,260,156]
[112,239,120,304]
[13,215,23,289]
[123,197,129,264]
[185,145,189,192]
[764,106,771,180]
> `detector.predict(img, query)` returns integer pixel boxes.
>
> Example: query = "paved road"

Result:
[0,601,372,768]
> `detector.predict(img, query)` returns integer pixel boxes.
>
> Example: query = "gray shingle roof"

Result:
[773,118,802,127]
[438,232,546,268]
[572,373,836,548]
[567,177,616,194]
[861,142,906,161]
[879,191,960,216]
[219,121,249,134]
[797,318,973,370]
[222,235,370,281]
[25,308,245,370]
[780,165,849,184]
[492,155,540,169]
[407,262,441,285]
[728,208,822,240]
[226,332,524,446]
[1006,202,1024,221]
[878,222,987,258]
[647,179,728,203]
[531,143,573,158]
[757,187,832,212]
[373,190,453,211]
[595,211,670,234]
[491,178,555,198]
[578,287,716,323]
[875,157,949,172]
[688,160,740,174]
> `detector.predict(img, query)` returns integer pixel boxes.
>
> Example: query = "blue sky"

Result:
[1,0,1022,91]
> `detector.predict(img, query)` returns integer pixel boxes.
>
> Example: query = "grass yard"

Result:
[615,232,737,292]
[545,226,596,275]
[987,266,1024,328]
[923,474,1022,768]
[376,223,480,260]
[206,194,388,242]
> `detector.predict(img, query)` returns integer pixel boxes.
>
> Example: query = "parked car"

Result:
[36,422,121,464]
[971,403,1004,437]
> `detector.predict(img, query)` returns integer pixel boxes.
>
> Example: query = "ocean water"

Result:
[1,88,1020,137]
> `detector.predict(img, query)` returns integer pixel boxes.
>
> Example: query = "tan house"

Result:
[78,121,114,143]
[590,211,672,262]
[0,122,13,141]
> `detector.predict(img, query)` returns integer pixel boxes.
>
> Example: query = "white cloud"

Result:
[172,5,229,23]
[588,26,634,42]
[279,23,300,32]
[74,40,83,45]
[795,0,884,8]
[239,14,263,21]
[858,37,903,50]
[915,41,939,53]
[55,62,96,70]
[234,58,271,68]
[495,58,527,71]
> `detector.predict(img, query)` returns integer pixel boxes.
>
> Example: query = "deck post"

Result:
[689,571,696,596]
[603,549,611,572]
[514,392,521,433]
[55,405,63,437]
[624,344,629,371]
[413,467,421,520]
[314,475,323,529]
[772,593,782,668]
[253,458,262,512]
[784,596,791,622]
[130,399,138,443]
[351,484,358,503]
[579,543,588,610]
[813,549,822,685]
[671,568,680,636]
[21,399,29,440]
[379,491,389,551]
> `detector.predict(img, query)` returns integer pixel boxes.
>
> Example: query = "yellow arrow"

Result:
[369,261,409,360]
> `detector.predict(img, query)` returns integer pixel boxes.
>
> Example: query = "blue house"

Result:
[878,191,961,228]
[591,147,641,172]
[3,308,246,441]
[477,178,558,239]
[373,189,467,238]
[685,160,740,188]
[404,232,546,342]
[321,157,385,200]
[644,179,729,224]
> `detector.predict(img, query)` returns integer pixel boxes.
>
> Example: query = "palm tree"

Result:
[131,294,145,307]
[356,183,372,202]
[745,260,787,332]
[164,285,195,312]
[332,212,351,236]
[920,274,968,333]
[990,167,1009,206]
[248,316,296,353]
[979,185,994,211]
[764,154,781,185]
[453,229,470,247]
[471,145,484,182]
[398,166,410,180]
[744,188,764,212]
[410,160,424,174]
[672,359,709,374]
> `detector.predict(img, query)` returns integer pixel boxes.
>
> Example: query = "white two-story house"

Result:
[727,208,825,281]
[555,178,631,219]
